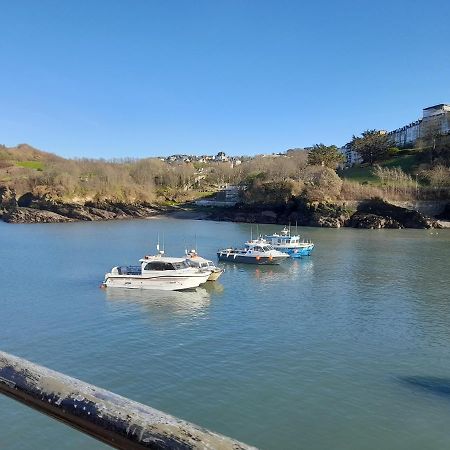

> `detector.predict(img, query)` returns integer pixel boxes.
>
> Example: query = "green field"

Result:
[15,161,44,170]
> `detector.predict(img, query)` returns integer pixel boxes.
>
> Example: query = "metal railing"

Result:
[0,351,256,449]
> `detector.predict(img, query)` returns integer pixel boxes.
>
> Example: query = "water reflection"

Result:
[222,259,314,283]
[398,376,450,397]
[104,286,213,319]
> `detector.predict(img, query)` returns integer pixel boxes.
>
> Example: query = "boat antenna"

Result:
[195,233,197,253]
[256,223,259,239]
[156,233,160,252]
[296,220,298,234]
[162,233,165,254]
[288,221,291,235]
[250,225,253,242]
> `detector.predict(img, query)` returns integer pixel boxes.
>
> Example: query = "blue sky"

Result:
[1,0,449,158]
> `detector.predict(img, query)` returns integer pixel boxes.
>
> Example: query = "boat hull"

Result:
[274,244,315,258]
[217,253,288,265]
[207,269,224,281]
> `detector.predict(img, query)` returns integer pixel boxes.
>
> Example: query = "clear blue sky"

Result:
[1,0,449,158]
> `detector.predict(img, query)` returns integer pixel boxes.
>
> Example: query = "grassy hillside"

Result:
[339,154,420,185]
[0,144,61,162]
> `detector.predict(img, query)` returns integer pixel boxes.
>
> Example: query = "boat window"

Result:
[172,261,189,270]
[253,246,262,252]
[144,261,179,271]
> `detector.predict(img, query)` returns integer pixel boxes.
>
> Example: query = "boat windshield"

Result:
[261,245,274,251]
[144,261,188,271]
[172,261,189,270]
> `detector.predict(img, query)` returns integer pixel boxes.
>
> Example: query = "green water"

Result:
[0,219,449,449]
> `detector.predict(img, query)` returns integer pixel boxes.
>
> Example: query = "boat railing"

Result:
[0,350,256,450]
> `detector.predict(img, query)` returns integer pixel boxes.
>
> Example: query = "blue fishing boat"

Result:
[264,227,314,258]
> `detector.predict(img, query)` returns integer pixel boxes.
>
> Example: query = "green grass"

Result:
[339,154,421,185]
[339,164,378,184]
[382,154,417,172]
[15,161,44,170]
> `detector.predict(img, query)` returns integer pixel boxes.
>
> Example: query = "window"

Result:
[144,262,179,271]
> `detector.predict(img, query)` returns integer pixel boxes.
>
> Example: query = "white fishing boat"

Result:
[185,250,224,281]
[103,252,211,291]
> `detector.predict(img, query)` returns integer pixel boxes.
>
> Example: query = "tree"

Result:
[307,144,344,168]
[350,130,392,165]
[419,118,449,164]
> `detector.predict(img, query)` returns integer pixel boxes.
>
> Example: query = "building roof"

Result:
[423,104,450,111]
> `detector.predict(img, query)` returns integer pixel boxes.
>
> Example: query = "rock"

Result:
[354,198,441,229]
[17,192,37,207]
[436,203,450,220]
[0,186,17,209]
[314,216,342,228]
[260,210,278,223]
[3,207,73,223]
[349,212,402,229]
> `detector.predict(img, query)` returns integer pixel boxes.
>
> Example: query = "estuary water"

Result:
[0,218,450,450]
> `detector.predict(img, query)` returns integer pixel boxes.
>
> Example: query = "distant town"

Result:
[161,103,450,168]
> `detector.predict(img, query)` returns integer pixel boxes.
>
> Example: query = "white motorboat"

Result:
[217,241,289,265]
[103,253,212,291]
[185,250,224,281]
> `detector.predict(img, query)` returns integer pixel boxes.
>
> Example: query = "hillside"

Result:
[339,153,421,185]
[0,143,62,162]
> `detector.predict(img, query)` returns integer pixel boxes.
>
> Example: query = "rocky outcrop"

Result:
[3,207,73,223]
[202,200,351,228]
[1,188,443,229]
[436,202,450,220]
[349,212,402,229]
[1,190,165,224]
[349,198,441,229]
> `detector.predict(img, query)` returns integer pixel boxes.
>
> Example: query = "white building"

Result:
[340,104,450,166]
[339,143,363,166]
[388,104,450,147]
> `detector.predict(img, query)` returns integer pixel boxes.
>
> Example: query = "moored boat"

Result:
[103,253,211,290]
[264,227,314,258]
[217,241,289,265]
[185,250,224,281]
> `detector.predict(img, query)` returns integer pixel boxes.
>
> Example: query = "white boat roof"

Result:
[139,255,187,263]
[187,255,211,263]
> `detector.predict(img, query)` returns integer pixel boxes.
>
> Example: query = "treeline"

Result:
[1,141,449,206]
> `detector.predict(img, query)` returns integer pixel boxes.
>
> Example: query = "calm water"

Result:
[0,218,450,449]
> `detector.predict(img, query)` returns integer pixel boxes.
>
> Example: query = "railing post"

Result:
[0,351,256,450]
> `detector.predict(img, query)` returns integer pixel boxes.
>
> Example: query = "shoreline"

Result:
[0,191,448,229]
